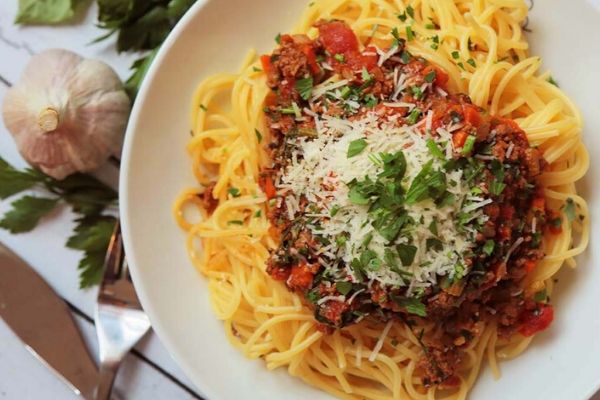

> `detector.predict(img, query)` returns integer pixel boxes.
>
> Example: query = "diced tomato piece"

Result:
[269,267,290,281]
[287,262,316,291]
[524,259,537,274]
[260,54,272,74]
[531,197,545,211]
[499,225,511,240]
[318,300,348,326]
[452,130,469,148]
[519,304,554,337]
[302,45,321,75]
[318,21,359,56]
[261,176,277,199]
[462,104,481,127]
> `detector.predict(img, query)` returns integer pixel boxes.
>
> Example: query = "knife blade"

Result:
[0,242,99,399]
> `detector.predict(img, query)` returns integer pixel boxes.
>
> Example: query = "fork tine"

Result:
[102,220,125,283]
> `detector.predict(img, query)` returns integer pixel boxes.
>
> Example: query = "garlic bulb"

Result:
[2,49,131,180]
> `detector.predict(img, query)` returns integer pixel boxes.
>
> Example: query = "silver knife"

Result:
[0,242,99,399]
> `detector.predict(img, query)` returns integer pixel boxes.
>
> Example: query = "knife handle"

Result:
[95,364,118,400]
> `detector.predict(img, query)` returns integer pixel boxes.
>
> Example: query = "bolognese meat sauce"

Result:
[259,21,554,386]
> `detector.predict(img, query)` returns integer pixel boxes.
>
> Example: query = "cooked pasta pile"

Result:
[174,1,589,399]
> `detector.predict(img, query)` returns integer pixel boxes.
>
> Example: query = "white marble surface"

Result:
[0,1,598,400]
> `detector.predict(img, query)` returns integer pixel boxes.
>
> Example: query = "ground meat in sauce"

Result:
[256,21,556,387]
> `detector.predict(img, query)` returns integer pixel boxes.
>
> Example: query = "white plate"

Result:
[120,0,600,399]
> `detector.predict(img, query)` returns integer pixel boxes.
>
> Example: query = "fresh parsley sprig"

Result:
[0,157,117,288]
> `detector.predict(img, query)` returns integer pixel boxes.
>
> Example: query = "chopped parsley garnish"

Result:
[563,198,576,222]
[483,240,495,255]
[255,129,263,143]
[330,204,341,217]
[547,76,559,87]
[228,220,244,225]
[451,51,460,59]
[405,160,447,204]
[489,180,506,196]
[425,23,436,29]
[275,33,281,44]
[254,210,262,218]
[252,66,262,72]
[391,295,427,317]
[467,58,476,68]
[336,281,353,295]
[406,26,415,41]
[426,139,444,159]
[361,67,372,82]
[228,187,241,197]
[396,243,417,266]
[199,104,208,112]
[424,69,437,83]
[364,94,378,108]
[533,288,547,302]
[406,5,415,18]
[400,50,411,64]
[334,53,345,62]
[295,76,314,100]
[347,138,368,158]
[461,135,476,155]
[407,108,421,125]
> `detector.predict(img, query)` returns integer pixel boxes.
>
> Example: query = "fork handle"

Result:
[95,363,119,400]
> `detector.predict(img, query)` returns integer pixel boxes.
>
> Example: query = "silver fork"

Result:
[94,220,151,400]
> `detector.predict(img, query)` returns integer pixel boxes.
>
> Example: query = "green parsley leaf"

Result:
[457,62,465,70]
[295,76,314,100]
[199,104,208,112]
[483,240,495,255]
[66,217,115,253]
[254,210,262,218]
[334,53,345,62]
[364,94,378,108]
[407,108,421,125]
[361,67,372,82]
[411,86,423,99]
[467,58,476,67]
[461,135,476,155]
[306,289,320,303]
[347,138,368,158]
[452,51,460,59]
[228,187,241,197]
[350,258,366,281]
[406,5,414,18]
[252,66,262,72]
[426,139,444,158]
[228,220,244,225]
[397,12,407,22]
[0,157,43,199]
[435,191,455,207]
[15,0,85,25]
[400,50,411,64]
[330,204,341,216]
[406,26,415,41]
[424,69,437,83]
[425,23,435,29]
[391,295,427,317]
[396,243,417,266]
[405,161,447,204]
[426,238,443,251]
[564,198,576,222]
[547,76,559,87]
[0,196,58,234]
[489,180,506,196]
[533,288,547,302]
[275,33,281,44]
[77,250,106,289]
[348,184,371,205]
[336,281,353,295]
[255,129,263,143]
[428,219,438,236]
[124,48,159,99]
[378,151,407,179]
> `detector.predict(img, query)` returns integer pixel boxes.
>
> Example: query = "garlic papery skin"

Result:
[1,49,131,180]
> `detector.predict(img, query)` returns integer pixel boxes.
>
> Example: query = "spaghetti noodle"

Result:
[174,1,589,399]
